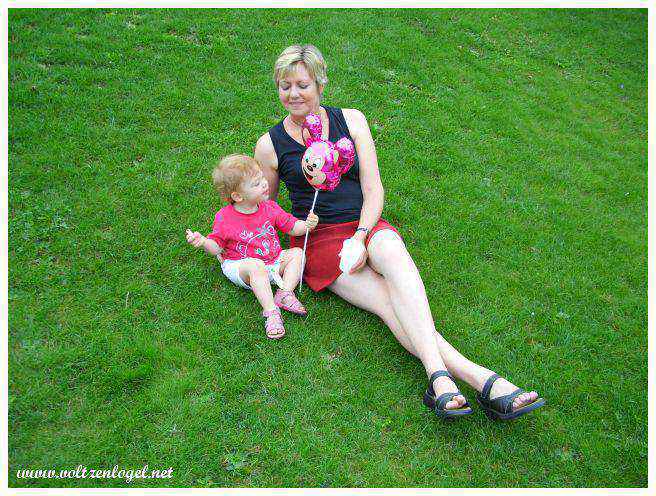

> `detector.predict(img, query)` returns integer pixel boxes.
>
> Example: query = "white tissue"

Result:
[339,238,365,273]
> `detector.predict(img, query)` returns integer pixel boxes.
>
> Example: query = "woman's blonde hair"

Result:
[212,154,261,203]
[273,44,328,87]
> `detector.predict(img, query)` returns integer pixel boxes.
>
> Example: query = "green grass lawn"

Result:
[8,8,647,488]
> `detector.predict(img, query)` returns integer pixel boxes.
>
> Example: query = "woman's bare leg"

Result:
[329,265,466,410]
[329,265,418,356]
[364,231,538,409]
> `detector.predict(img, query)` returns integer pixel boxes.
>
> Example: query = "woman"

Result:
[255,45,544,420]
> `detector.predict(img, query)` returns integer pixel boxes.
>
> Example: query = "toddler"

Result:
[186,154,318,339]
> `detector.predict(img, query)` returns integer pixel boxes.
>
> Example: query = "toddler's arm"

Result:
[186,229,222,258]
[288,212,319,236]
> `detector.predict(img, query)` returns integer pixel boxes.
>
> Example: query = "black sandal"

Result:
[476,374,545,421]
[423,370,473,419]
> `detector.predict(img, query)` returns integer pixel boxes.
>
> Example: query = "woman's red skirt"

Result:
[289,218,401,292]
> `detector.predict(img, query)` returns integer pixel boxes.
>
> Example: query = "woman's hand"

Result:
[348,235,368,274]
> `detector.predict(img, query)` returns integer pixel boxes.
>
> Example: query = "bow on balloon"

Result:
[298,113,355,290]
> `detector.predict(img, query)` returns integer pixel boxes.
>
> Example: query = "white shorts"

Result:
[220,254,284,290]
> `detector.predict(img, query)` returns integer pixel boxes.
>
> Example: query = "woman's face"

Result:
[277,62,323,118]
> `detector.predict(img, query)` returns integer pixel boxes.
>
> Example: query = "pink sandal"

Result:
[274,289,307,316]
[263,308,285,339]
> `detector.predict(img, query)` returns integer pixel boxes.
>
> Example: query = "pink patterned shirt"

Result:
[207,200,298,264]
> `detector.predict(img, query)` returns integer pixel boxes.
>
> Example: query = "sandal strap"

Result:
[262,308,281,318]
[490,388,525,414]
[282,293,303,309]
[427,370,453,396]
[480,373,501,401]
[263,309,282,325]
[436,391,465,410]
[278,290,293,301]
[275,290,306,311]
[263,310,284,337]
[477,374,527,414]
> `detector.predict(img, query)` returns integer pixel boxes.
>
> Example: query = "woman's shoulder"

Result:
[340,107,367,122]
[255,131,274,151]
[260,117,287,144]
[338,107,369,137]
[255,131,278,170]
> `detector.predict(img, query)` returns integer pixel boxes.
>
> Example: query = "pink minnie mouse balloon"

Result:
[300,113,355,191]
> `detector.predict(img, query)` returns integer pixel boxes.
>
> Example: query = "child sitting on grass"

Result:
[186,153,318,339]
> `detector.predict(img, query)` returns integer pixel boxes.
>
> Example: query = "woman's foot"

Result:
[476,373,544,420]
[274,289,307,315]
[487,376,539,411]
[263,308,285,339]
[432,375,468,410]
[424,370,473,418]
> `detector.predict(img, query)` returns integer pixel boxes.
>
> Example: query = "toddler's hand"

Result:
[306,212,319,231]
[186,229,206,248]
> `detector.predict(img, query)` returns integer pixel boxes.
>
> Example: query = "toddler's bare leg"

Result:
[239,259,276,312]
[279,248,304,292]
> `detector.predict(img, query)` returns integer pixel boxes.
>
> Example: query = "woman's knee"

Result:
[368,234,412,274]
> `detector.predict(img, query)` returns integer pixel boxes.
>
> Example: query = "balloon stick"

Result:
[299,189,319,292]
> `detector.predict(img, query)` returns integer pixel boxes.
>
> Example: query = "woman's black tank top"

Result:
[268,105,362,224]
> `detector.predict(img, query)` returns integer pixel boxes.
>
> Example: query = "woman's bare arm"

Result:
[343,108,385,243]
[254,133,280,202]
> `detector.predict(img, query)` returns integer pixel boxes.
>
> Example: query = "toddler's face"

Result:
[234,171,269,204]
